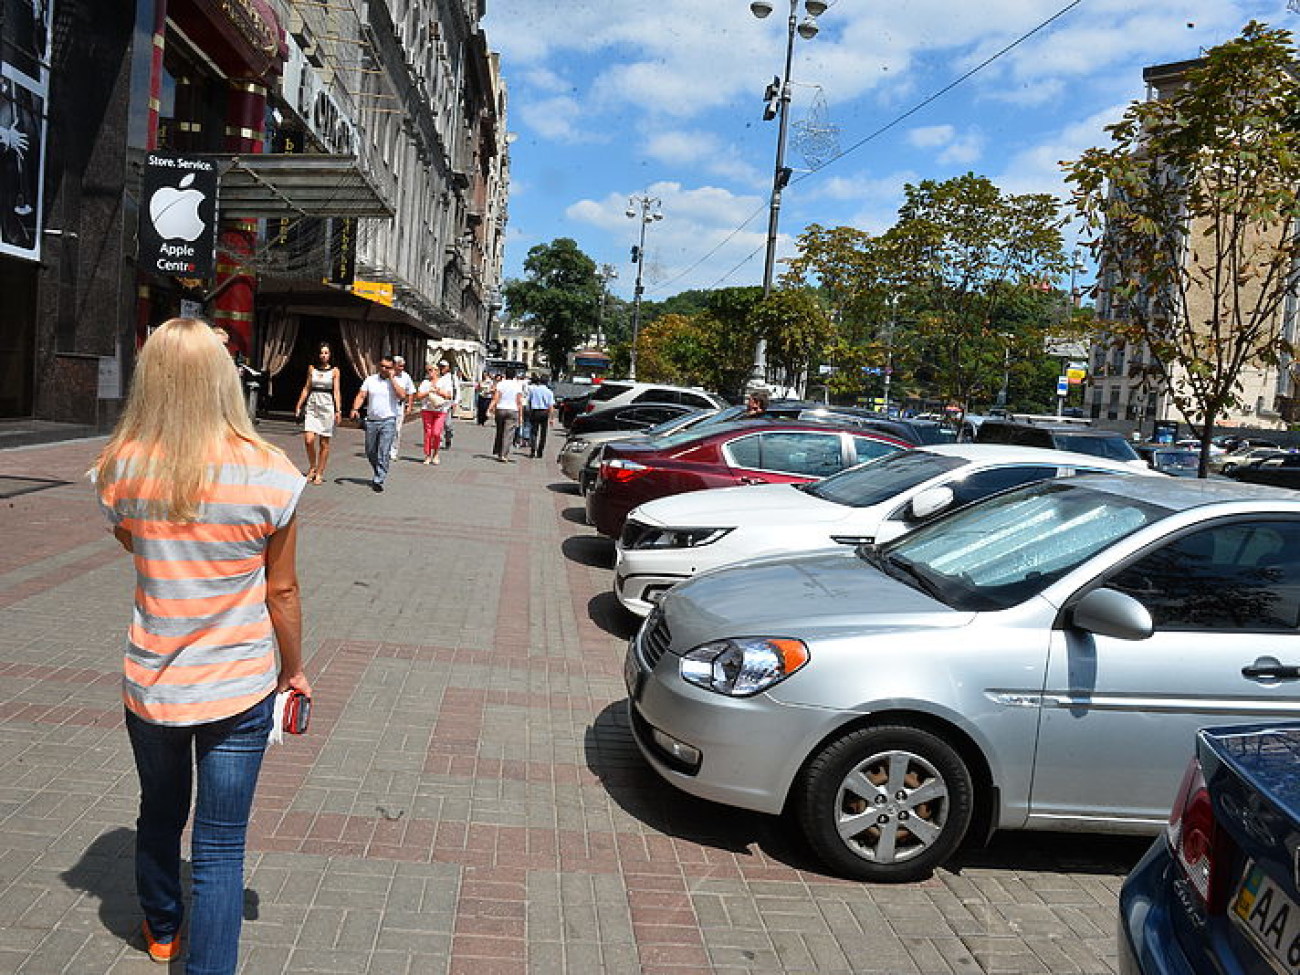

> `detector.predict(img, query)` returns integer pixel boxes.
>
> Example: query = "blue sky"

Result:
[481,0,1284,302]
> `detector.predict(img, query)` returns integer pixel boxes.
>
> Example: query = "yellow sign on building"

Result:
[352,280,394,306]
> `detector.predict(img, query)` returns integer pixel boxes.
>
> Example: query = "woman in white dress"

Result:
[294,344,341,484]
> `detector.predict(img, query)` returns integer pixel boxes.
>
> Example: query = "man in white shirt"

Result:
[389,355,417,462]
[525,376,556,459]
[349,355,409,492]
[489,368,527,462]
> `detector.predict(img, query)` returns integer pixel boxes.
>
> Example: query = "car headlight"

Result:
[628,527,732,550]
[680,638,809,696]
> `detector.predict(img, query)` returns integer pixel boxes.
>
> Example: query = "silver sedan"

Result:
[624,475,1300,882]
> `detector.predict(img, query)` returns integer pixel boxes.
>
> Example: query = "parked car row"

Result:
[555,385,1300,921]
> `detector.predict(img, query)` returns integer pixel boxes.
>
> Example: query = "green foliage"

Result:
[1064,21,1300,459]
[502,238,601,377]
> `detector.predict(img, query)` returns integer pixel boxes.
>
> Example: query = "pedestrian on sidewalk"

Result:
[293,342,341,484]
[475,371,495,425]
[90,317,311,974]
[526,375,556,459]
[388,355,416,463]
[350,354,409,492]
[415,360,456,465]
[490,367,526,462]
[442,364,462,450]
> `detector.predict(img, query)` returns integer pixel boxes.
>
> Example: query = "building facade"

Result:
[1085,57,1297,435]
[0,0,508,433]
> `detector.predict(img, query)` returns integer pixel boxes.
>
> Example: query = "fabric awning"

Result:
[208,154,395,219]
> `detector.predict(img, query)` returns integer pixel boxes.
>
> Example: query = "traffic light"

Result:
[762,76,781,121]
[630,245,640,264]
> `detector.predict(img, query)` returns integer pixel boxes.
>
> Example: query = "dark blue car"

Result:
[1120,721,1300,974]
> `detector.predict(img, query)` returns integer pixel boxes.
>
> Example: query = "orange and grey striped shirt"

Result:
[98,441,306,726]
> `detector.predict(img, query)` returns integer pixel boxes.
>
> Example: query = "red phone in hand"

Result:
[283,690,311,735]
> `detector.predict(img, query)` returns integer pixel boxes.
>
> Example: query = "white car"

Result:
[581,380,727,417]
[613,444,1161,616]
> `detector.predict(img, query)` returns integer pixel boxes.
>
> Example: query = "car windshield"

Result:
[876,480,1167,611]
[804,450,966,508]
[1153,451,1200,473]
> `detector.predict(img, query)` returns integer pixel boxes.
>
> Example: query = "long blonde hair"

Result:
[92,318,280,521]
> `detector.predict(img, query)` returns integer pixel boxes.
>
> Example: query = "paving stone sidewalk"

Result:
[0,418,1148,974]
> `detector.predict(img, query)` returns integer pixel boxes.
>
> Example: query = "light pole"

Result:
[596,263,618,347]
[626,194,663,381]
[749,0,826,391]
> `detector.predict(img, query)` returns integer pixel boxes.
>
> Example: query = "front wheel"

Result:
[794,724,974,883]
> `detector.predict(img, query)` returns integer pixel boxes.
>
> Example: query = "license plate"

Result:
[1234,862,1300,974]
[623,645,643,701]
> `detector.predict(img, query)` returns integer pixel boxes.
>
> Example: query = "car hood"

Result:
[632,483,849,528]
[661,549,971,647]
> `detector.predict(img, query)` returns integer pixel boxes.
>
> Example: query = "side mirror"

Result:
[1070,588,1153,641]
[909,486,955,522]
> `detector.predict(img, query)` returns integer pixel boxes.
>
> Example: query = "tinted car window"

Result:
[726,432,845,477]
[591,382,632,402]
[1106,520,1300,630]
[850,435,906,465]
[949,466,1058,507]
[1054,432,1139,462]
[682,391,719,410]
[806,450,966,508]
[633,388,680,404]
[632,405,689,426]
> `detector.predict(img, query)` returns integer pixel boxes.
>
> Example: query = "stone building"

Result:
[0,0,508,437]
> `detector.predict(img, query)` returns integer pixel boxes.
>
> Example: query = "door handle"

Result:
[1242,657,1300,681]
[738,476,766,485]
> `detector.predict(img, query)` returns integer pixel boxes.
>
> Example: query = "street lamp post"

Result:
[626,194,662,381]
[749,0,826,391]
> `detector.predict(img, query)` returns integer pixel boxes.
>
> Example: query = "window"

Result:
[850,436,906,465]
[633,388,682,405]
[590,382,632,403]
[682,392,718,410]
[948,466,1058,507]
[1105,520,1300,630]
[726,432,845,477]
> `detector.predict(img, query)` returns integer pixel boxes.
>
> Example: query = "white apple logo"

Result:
[149,173,206,242]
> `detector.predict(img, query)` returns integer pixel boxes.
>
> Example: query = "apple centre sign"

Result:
[139,153,219,279]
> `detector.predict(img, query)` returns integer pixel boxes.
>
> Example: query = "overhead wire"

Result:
[657,0,1089,292]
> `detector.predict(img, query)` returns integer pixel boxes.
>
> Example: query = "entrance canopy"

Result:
[206,154,395,220]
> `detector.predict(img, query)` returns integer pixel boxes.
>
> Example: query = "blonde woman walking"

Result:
[294,342,340,483]
[92,318,310,973]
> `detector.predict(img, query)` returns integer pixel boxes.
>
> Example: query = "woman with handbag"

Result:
[92,317,311,973]
[293,343,341,484]
[415,360,456,465]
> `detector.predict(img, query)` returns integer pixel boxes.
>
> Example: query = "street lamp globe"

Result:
[625,207,636,219]
[804,0,827,15]
[797,16,819,39]
[750,0,774,17]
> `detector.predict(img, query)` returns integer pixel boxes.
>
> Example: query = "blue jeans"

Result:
[364,416,396,484]
[126,694,273,975]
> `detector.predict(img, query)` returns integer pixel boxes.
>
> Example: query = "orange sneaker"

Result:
[141,921,180,963]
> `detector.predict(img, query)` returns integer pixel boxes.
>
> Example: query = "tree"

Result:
[502,238,601,377]
[889,174,1069,412]
[635,314,714,384]
[1065,22,1300,473]
[751,289,835,391]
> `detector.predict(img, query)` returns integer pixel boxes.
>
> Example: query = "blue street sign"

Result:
[1056,377,1069,397]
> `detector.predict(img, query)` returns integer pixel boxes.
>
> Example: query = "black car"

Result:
[976,418,1143,464]
[567,401,701,436]
[1120,722,1300,975]
[1226,452,1300,490]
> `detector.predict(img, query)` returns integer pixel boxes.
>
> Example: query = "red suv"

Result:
[584,420,909,538]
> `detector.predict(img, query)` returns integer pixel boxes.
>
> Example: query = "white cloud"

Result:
[516,94,600,143]
[908,125,955,149]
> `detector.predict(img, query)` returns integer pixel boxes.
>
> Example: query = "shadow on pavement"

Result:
[331,477,375,488]
[950,829,1150,877]
[561,535,613,569]
[61,827,264,948]
[583,701,822,871]
[547,481,580,495]
[559,506,589,526]
[587,592,638,640]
